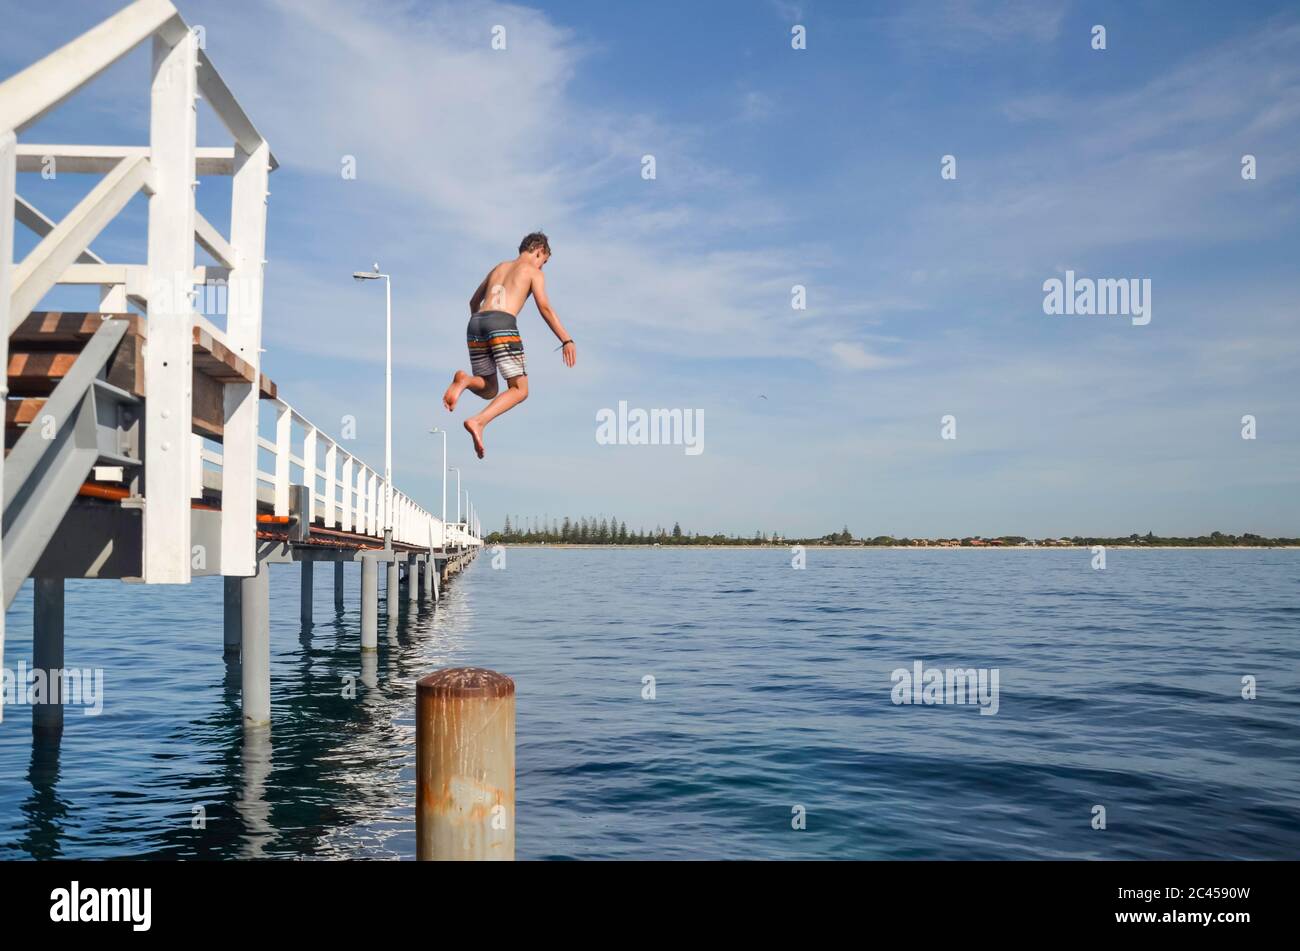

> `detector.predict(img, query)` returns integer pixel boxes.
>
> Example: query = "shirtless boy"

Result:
[442,232,576,458]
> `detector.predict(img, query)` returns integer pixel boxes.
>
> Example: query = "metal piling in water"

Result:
[416,666,515,861]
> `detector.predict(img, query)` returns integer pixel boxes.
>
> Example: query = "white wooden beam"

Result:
[341,455,354,532]
[0,0,180,134]
[14,194,105,263]
[366,470,377,536]
[99,283,128,311]
[49,263,147,311]
[273,404,292,517]
[219,140,269,575]
[51,263,223,291]
[142,30,197,584]
[195,50,277,169]
[17,144,244,176]
[194,209,235,269]
[324,441,338,529]
[302,426,317,526]
[9,154,150,331]
[0,129,15,723]
[50,262,146,313]
[50,263,133,284]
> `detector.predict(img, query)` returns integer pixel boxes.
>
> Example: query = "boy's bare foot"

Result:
[464,417,486,459]
[443,371,469,412]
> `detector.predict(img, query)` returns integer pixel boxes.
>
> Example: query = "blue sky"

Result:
[5,0,1299,537]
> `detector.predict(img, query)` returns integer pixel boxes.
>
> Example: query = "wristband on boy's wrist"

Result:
[555,339,574,350]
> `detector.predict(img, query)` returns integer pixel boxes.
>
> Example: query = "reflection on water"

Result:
[20,740,67,860]
[1,561,474,859]
[1,549,1299,859]
[238,729,274,859]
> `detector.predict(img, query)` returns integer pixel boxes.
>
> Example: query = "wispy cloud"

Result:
[830,341,900,370]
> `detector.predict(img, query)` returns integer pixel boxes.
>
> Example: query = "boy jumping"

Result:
[442,232,576,458]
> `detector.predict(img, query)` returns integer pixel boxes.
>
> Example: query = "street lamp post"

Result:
[353,263,392,536]
[430,427,447,543]
[448,466,461,544]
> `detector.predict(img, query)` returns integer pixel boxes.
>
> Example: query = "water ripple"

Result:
[1,548,1298,859]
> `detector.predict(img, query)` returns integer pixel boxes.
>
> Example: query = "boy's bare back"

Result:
[477,258,539,316]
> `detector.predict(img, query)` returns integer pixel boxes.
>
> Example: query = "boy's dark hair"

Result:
[519,231,551,256]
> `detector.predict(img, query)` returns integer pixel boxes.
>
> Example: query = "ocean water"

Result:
[1,547,1297,860]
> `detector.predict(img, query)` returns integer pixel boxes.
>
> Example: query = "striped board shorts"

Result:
[467,310,526,380]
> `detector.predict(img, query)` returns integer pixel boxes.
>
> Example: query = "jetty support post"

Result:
[387,558,400,616]
[407,557,419,606]
[334,561,344,611]
[300,559,313,627]
[423,554,435,601]
[416,667,516,860]
[360,556,378,651]
[241,563,271,728]
[32,578,64,738]
[223,576,242,658]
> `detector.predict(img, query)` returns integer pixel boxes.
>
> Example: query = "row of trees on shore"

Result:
[485,520,1299,548]
[488,516,796,546]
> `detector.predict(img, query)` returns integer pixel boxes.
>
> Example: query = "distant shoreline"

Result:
[485,543,1300,551]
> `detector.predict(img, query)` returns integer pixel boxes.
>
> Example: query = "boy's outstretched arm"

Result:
[532,270,576,367]
[469,275,488,314]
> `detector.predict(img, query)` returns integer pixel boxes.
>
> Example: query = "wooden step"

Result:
[12,312,277,399]
[6,397,47,428]
[10,311,141,349]
[8,312,144,398]
[7,312,280,441]
[3,397,46,451]
[7,351,80,395]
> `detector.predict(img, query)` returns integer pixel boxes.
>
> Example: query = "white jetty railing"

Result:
[251,398,446,549]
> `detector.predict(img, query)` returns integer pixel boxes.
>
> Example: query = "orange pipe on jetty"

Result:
[77,485,383,551]
[77,482,129,501]
[78,483,229,514]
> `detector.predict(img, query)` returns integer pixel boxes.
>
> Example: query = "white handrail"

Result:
[252,397,451,548]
